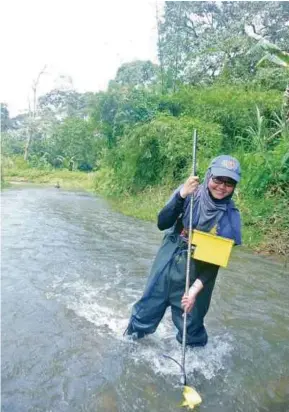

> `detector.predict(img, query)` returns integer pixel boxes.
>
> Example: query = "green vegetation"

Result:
[2,157,95,191]
[2,2,289,256]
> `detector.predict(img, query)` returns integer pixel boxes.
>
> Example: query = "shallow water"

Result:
[2,186,289,412]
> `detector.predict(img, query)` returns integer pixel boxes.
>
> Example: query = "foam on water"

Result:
[47,269,233,381]
[47,274,129,337]
[128,315,234,381]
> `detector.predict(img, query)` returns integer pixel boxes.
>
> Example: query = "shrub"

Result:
[164,85,282,150]
[108,114,223,193]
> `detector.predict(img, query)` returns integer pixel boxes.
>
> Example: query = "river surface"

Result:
[1,186,289,412]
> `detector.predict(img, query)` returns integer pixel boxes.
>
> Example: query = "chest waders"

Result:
[128,233,218,345]
[126,130,218,348]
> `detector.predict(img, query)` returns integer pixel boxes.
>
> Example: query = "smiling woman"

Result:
[208,158,239,199]
[125,155,242,347]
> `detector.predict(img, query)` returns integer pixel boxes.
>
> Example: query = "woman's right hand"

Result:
[181,294,196,313]
[180,176,199,198]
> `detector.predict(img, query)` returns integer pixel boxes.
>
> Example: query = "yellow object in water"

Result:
[181,386,202,410]
[191,230,234,268]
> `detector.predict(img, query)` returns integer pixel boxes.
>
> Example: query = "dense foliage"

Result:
[2,1,289,253]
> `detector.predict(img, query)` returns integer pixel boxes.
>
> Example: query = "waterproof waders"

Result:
[126,233,218,346]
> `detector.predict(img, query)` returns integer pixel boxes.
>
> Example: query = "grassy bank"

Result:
[3,161,95,191]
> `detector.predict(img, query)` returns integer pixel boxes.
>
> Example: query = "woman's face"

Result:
[208,176,236,200]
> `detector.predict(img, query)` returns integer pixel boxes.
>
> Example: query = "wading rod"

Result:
[181,129,198,385]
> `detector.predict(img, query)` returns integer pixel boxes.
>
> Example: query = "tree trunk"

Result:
[24,130,32,161]
[156,3,165,95]
[23,66,46,161]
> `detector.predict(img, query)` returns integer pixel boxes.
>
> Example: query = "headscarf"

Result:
[183,169,235,232]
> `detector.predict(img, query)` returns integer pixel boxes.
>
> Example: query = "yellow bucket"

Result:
[191,230,234,268]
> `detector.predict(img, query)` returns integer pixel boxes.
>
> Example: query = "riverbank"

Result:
[2,168,288,259]
[2,169,95,192]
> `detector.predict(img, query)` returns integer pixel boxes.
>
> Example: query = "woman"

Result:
[124,155,242,347]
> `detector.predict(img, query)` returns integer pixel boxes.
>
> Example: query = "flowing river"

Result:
[2,185,289,412]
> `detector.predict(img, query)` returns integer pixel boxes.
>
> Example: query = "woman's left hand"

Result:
[181,294,196,313]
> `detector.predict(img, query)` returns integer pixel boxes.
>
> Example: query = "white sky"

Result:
[1,0,163,116]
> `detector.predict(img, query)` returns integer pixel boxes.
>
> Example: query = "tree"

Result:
[113,60,159,88]
[156,2,166,94]
[24,66,47,161]
[38,89,93,121]
[250,37,289,119]
[1,103,10,132]
[90,86,159,148]
[49,118,97,170]
[158,2,289,87]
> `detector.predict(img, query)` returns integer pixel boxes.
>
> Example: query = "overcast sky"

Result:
[1,0,163,116]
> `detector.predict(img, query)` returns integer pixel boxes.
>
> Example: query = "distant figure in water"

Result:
[55,182,60,189]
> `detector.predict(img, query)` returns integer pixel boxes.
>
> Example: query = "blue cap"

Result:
[210,155,241,182]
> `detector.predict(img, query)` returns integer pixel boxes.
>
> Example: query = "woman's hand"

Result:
[182,280,203,313]
[180,176,199,198]
[181,293,196,313]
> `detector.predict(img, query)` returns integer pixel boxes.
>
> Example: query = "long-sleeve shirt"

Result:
[157,188,242,285]
[158,187,242,245]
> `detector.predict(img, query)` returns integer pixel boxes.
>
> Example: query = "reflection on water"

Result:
[2,186,289,411]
